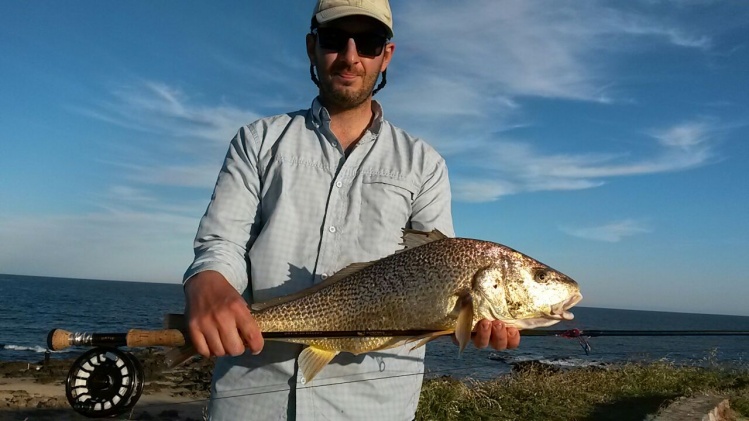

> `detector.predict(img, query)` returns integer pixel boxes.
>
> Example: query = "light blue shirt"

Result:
[185,98,454,420]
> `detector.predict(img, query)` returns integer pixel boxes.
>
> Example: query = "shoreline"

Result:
[2,350,748,420]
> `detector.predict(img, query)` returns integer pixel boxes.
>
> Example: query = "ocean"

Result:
[2,274,748,380]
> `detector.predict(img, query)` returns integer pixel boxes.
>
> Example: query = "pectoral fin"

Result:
[455,295,474,354]
[298,347,339,384]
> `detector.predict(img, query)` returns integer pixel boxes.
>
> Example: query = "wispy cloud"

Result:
[0,210,198,282]
[450,118,723,203]
[392,0,711,108]
[73,80,259,196]
[560,218,652,242]
[125,163,220,189]
[51,1,725,281]
[75,81,259,146]
[381,1,721,203]
[649,120,716,150]
[64,81,245,262]
[9,71,285,282]
[96,185,208,216]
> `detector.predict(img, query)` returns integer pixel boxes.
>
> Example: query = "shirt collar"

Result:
[310,97,384,136]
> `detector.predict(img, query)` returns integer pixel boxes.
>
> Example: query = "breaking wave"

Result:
[488,352,608,369]
[1,344,60,353]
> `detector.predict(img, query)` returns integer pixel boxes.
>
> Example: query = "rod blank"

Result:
[48,327,749,351]
[522,329,749,337]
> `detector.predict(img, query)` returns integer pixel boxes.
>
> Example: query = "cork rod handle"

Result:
[126,329,186,347]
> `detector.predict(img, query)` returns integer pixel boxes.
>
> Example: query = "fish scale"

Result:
[248,230,582,382]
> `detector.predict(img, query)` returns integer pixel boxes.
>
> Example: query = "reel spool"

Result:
[65,347,145,418]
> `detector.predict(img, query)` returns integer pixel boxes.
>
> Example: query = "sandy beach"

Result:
[0,349,212,420]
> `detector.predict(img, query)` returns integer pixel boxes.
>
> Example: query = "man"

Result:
[183,1,520,419]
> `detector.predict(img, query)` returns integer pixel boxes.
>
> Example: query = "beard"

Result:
[316,61,380,110]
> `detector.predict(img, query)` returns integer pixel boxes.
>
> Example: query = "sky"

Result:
[1,1,748,317]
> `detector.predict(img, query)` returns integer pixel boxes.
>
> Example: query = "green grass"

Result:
[416,362,749,421]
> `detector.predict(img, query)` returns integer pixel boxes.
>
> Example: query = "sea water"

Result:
[2,274,748,380]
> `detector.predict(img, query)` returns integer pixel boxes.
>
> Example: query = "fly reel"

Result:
[65,347,145,418]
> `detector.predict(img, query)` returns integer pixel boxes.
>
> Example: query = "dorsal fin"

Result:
[251,261,376,312]
[398,229,448,252]
[325,261,374,281]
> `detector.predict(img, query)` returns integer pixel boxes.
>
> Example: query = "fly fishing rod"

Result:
[521,329,749,337]
[520,328,749,355]
[47,320,749,419]
[47,328,458,350]
[48,326,749,351]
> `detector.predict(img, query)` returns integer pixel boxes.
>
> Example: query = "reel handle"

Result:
[48,328,186,351]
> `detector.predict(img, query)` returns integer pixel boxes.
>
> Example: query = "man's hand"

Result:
[184,271,264,357]
[472,319,520,350]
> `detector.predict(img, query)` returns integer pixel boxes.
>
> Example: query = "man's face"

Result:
[307,16,394,110]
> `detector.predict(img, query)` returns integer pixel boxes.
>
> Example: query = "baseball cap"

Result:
[312,0,393,38]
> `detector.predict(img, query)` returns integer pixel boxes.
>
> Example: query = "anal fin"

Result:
[298,347,339,384]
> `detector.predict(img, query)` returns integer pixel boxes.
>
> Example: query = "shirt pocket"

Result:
[359,174,417,232]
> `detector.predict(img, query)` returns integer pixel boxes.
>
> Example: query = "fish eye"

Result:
[534,270,549,283]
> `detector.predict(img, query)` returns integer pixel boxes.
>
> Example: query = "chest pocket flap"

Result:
[362,174,418,201]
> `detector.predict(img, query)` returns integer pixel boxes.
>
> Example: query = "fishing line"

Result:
[108,358,525,414]
[111,352,618,415]
[108,346,749,416]
[43,326,749,415]
[116,334,749,414]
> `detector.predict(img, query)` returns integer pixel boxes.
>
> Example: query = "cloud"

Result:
[48,2,724,281]
[560,218,652,242]
[125,164,221,189]
[45,81,252,282]
[450,118,723,202]
[450,179,519,203]
[95,185,208,216]
[0,209,198,283]
[75,81,259,146]
[73,80,257,202]
[379,2,722,203]
[649,120,715,150]
[392,0,711,107]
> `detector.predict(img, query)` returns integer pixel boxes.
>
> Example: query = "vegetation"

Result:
[416,361,749,421]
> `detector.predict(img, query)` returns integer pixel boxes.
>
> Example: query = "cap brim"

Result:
[316,6,393,38]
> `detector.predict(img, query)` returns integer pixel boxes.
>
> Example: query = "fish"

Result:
[241,229,582,383]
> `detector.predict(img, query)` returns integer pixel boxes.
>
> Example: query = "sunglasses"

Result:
[315,27,388,58]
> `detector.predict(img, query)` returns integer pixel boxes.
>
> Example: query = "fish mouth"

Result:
[548,293,583,321]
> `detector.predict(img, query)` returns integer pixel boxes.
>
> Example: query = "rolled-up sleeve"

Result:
[410,157,455,237]
[183,126,262,294]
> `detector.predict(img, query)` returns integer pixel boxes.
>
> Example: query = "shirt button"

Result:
[335,181,342,188]
[329,226,336,233]
[321,273,328,280]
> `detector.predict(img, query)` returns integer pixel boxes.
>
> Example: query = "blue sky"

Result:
[1,1,748,316]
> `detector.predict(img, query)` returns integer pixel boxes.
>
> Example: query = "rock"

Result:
[648,394,737,421]
[134,411,155,420]
[159,409,181,418]
[11,390,30,398]
[511,360,562,374]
